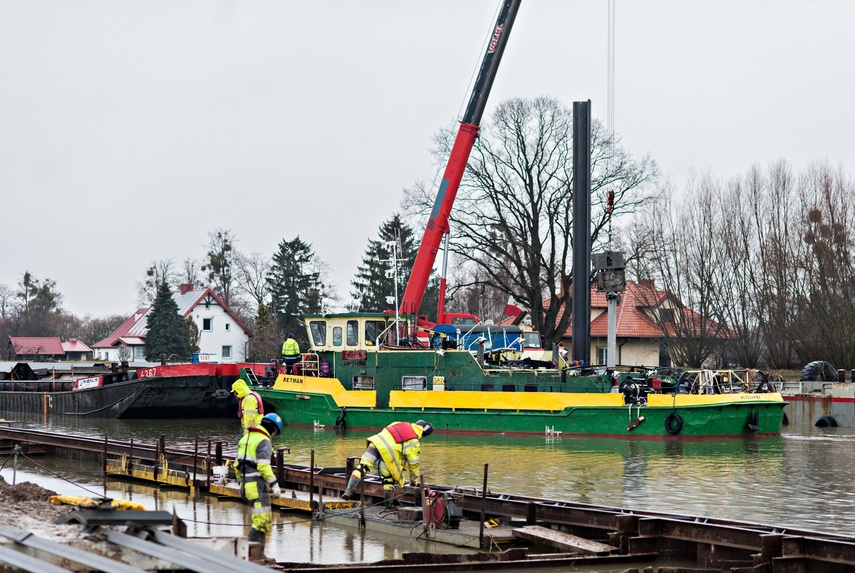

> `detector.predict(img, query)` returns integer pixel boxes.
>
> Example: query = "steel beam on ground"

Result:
[0,526,145,573]
[148,529,273,573]
[0,543,70,573]
[102,529,240,573]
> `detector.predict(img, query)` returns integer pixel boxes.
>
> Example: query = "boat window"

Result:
[402,376,427,390]
[502,384,516,392]
[332,327,342,347]
[480,384,494,391]
[524,384,538,392]
[309,321,327,346]
[353,375,374,390]
[364,320,386,345]
[523,332,541,349]
[347,320,358,346]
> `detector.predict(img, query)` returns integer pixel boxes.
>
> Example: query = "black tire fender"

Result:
[816,415,838,428]
[800,360,837,382]
[665,412,683,434]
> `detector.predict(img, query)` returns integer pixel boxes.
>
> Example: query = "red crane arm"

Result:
[398,0,521,319]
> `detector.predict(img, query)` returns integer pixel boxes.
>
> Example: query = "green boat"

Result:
[253,312,787,438]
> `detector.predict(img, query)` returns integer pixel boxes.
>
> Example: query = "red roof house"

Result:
[8,337,65,360]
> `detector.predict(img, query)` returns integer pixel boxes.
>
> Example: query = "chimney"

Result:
[639,279,655,289]
[180,283,194,294]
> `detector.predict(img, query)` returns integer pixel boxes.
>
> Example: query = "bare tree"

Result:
[202,228,237,307]
[754,161,804,369]
[792,162,855,368]
[137,259,178,305]
[636,175,730,367]
[180,257,204,288]
[234,252,271,312]
[0,284,11,319]
[405,97,658,345]
[714,171,766,367]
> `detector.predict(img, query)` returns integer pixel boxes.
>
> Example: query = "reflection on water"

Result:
[2,412,855,563]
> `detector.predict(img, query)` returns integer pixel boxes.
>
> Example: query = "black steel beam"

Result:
[571,99,592,363]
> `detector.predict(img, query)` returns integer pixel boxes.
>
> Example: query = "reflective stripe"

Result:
[374,433,404,480]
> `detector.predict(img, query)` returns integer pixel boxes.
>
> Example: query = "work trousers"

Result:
[241,476,273,535]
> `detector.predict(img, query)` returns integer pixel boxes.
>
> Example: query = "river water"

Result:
[1,414,852,567]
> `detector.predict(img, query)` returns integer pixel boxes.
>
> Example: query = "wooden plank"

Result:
[513,525,618,555]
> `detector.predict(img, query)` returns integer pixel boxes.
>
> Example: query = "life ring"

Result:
[664,412,683,434]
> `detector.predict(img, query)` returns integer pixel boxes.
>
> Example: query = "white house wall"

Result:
[588,338,660,367]
[190,304,249,362]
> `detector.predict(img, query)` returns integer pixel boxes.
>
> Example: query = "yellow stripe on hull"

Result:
[390,390,784,411]
[646,392,785,407]
[271,375,376,407]
[390,390,624,410]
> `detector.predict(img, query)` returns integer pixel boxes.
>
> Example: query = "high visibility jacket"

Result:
[282,338,300,357]
[232,379,263,430]
[234,425,276,485]
[366,421,424,487]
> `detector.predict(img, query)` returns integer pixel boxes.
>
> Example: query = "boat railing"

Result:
[0,379,75,392]
[778,380,834,395]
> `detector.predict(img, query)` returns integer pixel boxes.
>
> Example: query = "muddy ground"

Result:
[0,474,81,540]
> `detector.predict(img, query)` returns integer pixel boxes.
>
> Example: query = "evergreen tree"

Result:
[267,236,325,342]
[351,214,417,312]
[144,282,193,362]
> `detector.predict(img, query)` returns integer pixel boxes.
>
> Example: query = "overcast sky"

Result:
[2,1,853,319]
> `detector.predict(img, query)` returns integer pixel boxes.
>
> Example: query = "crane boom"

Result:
[399,0,521,319]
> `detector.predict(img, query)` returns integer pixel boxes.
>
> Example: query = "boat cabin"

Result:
[303,313,406,352]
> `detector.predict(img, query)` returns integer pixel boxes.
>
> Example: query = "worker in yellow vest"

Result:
[234,413,282,554]
[281,333,300,374]
[231,378,263,434]
[341,420,433,507]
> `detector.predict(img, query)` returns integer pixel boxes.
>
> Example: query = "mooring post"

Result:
[420,474,427,534]
[359,470,366,529]
[526,502,537,525]
[309,450,315,512]
[154,437,160,480]
[192,435,199,491]
[480,463,489,550]
[128,437,134,475]
[276,448,285,485]
[12,444,19,485]
[158,434,166,480]
[215,441,223,465]
[206,440,212,489]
